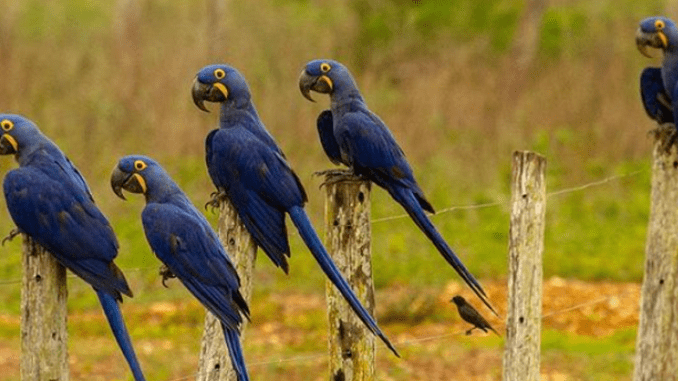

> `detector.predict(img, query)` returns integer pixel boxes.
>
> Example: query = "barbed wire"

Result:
[0,168,647,288]
[0,169,647,380]
[157,286,633,381]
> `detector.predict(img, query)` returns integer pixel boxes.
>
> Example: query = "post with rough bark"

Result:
[21,235,69,381]
[323,171,376,381]
[633,128,678,381]
[502,151,546,381]
[197,199,257,381]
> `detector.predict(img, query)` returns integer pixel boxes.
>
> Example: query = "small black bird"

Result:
[451,295,500,336]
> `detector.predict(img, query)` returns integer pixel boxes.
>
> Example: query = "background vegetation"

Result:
[0,0,671,379]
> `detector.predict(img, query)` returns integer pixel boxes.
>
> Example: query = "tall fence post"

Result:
[633,129,678,381]
[503,151,546,381]
[197,199,257,381]
[21,235,69,381]
[323,172,376,381]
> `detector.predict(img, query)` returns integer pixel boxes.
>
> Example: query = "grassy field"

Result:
[0,0,672,379]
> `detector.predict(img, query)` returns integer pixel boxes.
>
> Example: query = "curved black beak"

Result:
[299,71,317,102]
[636,27,668,58]
[0,134,18,155]
[191,77,228,113]
[111,166,146,200]
[299,70,334,102]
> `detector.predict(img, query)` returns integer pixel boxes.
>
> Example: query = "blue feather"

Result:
[0,114,146,380]
[97,291,146,381]
[114,155,250,381]
[288,206,399,356]
[192,64,398,355]
[300,60,496,315]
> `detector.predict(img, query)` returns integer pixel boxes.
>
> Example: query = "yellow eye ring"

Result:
[134,160,147,171]
[320,63,331,73]
[1,119,13,132]
[214,68,226,80]
[656,19,665,30]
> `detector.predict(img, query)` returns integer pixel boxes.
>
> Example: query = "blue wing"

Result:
[3,150,146,380]
[142,202,249,326]
[3,162,129,298]
[335,110,434,213]
[142,201,249,381]
[316,110,343,165]
[333,106,496,315]
[206,127,308,272]
[641,67,674,124]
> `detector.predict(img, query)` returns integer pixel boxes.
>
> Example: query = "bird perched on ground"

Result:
[0,114,146,381]
[451,295,499,336]
[637,16,678,126]
[191,64,398,357]
[111,155,250,381]
[299,59,496,316]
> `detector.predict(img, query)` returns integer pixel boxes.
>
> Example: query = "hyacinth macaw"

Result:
[637,16,678,125]
[0,114,146,380]
[191,64,398,356]
[111,155,250,381]
[299,60,497,315]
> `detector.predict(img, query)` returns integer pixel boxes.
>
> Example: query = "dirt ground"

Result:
[0,277,641,380]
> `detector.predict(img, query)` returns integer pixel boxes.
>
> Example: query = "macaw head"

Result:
[111,155,171,201]
[299,59,359,102]
[637,16,678,58]
[191,64,252,112]
[0,114,42,156]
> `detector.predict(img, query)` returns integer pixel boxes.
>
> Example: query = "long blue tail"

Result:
[288,206,399,357]
[96,290,146,381]
[221,323,250,381]
[391,187,498,316]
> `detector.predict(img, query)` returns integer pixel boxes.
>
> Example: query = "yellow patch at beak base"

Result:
[658,31,669,48]
[320,75,333,90]
[133,173,147,194]
[213,82,229,99]
[2,134,18,151]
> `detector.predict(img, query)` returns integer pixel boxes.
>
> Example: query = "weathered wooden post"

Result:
[197,199,257,381]
[21,235,69,381]
[502,151,546,381]
[322,171,376,381]
[633,128,678,381]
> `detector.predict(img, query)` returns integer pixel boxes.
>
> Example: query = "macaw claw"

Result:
[2,228,21,246]
[204,190,228,212]
[314,169,364,189]
[159,264,177,288]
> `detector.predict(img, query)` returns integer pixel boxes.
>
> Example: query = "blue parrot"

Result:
[637,16,678,125]
[0,114,146,381]
[299,60,497,315]
[191,64,399,357]
[111,155,250,381]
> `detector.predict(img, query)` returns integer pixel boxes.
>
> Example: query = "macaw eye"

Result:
[134,160,147,171]
[320,63,331,73]
[656,19,665,30]
[1,119,13,132]
[214,68,226,80]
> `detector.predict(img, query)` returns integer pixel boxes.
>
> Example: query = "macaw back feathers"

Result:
[114,155,250,381]
[0,115,146,380]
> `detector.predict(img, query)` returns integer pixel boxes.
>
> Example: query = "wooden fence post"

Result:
[197,199,257,381]
[503,151,546,381]
[633,129,678,381]
[323,171,376,381]
[21,235,69,381]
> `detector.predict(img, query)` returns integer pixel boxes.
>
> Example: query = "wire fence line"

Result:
[157,287,633,381]
[0,168,647,379]
[0,168,647,288]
